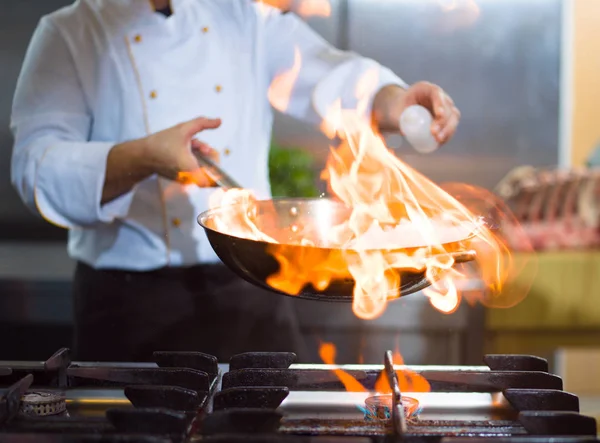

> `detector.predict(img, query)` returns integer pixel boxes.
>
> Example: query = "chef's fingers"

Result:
[191,139,221,164]
[429,87,449,119]
[436,106,460,144]
[429,89,453,137]
[180,116,222,138]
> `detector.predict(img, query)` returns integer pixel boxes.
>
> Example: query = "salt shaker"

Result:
[399,105,439,154]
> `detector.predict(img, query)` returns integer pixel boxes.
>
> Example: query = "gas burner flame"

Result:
[318,342,430,394]
[319,342,429,423]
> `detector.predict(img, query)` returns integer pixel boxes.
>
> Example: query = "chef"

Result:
[10,0,460,362]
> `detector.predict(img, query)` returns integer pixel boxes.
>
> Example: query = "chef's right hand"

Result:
[143,116,222,187]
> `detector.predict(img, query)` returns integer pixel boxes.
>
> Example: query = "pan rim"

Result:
[197,197,481,254]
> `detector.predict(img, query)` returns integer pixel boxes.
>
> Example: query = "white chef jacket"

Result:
[10,0,407,271]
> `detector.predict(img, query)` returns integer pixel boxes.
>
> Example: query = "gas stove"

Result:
[0,348,597,442]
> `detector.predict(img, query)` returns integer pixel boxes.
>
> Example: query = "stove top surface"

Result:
[0,348,597,442]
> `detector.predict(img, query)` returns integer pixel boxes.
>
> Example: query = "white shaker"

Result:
[399,105,439,154]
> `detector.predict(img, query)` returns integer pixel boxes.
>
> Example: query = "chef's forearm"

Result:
[101,139,153,205]
[372,84,407,133]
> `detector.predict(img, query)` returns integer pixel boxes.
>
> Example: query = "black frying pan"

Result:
[197,197,478,302]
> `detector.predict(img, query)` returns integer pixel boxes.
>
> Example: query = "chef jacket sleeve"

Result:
[258,5,409,125]
[10,16,135,230]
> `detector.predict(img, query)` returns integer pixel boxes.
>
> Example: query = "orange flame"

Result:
[257,0,331,18]
[265,245,351,295]
[319,342,430,399]
[297,0,331,18]
[309,92,516,319]
[423,271,461,314]
[268,46,302,113]
[435,0,481,32]
[319,342,368,392]
[208,33,535,319]
[374,349,431,394]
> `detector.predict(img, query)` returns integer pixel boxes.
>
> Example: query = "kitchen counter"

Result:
[488,251,600,330]
[485,251,600,362]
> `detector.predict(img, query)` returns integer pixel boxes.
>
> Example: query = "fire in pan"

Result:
[197,196,485,303]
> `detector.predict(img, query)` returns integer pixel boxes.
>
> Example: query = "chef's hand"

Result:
[373,82,460,145]
[143,116,222,187]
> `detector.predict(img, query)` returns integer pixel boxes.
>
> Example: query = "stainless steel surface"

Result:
[290,364,489,372]
[64,389,132,418]
[198,197,478,302]
[193,151,243,189]
[278,391,515,421]
[52,388,515,422]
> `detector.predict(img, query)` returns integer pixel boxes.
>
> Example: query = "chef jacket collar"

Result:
[144,0,190,15]
[106,0,192,26]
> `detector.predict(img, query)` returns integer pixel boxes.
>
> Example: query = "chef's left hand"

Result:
[374,82,461,145]
[402,82,460,144]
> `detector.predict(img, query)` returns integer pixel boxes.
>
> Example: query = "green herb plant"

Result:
[268,142,320,198]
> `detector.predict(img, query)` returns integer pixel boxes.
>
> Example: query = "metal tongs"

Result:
[193,151,242,189]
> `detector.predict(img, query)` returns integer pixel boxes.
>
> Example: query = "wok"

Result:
[197,198,479,302]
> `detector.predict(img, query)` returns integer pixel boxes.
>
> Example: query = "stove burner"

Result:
[363,394,421,422]
[19,391,66,417]
[0,349,598,442]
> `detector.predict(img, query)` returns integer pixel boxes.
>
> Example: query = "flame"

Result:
[268,46,302,113]
[257,0,293,11]
[422,270,461,314]
[176,170,210,187]
[318,341,430,409]
[374,349,431,394]
[435,0,481,32]
[208,188,277,243]
[208,31,534,319]
[296,0,331,18]
[257,0,331,18]
[309,92,517,319]
[319,342,368,392]
[171,148,221,190]
[265,244,351,295]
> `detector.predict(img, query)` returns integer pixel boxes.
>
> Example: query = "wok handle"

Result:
[451,249,477,264]
[193,151,243,189]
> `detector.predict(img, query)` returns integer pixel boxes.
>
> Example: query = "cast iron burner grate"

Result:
[0,348,597,442]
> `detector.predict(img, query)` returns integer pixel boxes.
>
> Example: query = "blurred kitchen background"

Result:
[1,0,599,414]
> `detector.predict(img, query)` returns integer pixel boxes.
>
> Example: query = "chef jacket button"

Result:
[171,217,181,228]
[150,90,158,99]
[134,34,142,43]
[224,148,231,156]
[202,26,209,33]
[215,85,222,93]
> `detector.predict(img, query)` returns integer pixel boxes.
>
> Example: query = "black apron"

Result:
[72,261,308,362]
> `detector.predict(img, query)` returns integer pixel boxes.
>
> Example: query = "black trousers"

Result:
[72,261,308,362]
